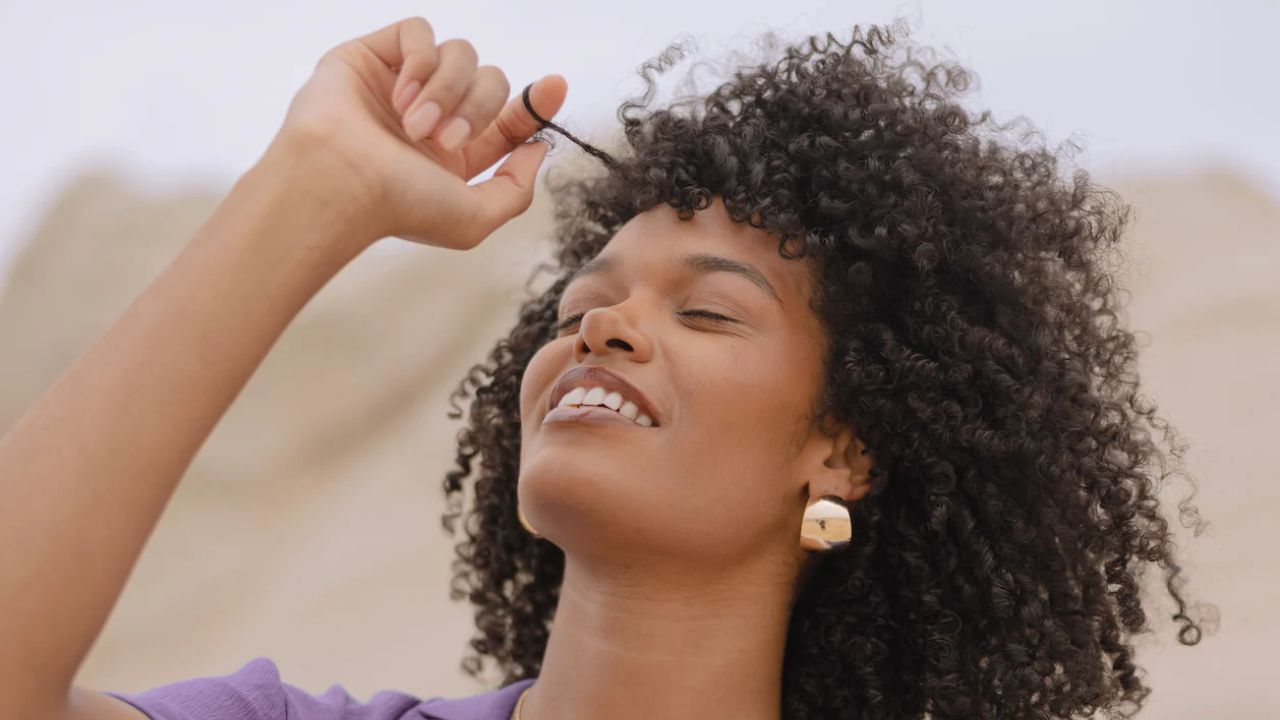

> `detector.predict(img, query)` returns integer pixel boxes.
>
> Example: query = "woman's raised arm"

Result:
[0,15,563,718]
[0,139,376,717]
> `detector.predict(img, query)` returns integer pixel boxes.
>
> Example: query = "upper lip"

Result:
[548,365,662,427]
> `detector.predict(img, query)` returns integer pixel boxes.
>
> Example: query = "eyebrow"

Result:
[564,252,783,307]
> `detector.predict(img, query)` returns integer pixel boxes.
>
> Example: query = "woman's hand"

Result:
[269,16,566,253]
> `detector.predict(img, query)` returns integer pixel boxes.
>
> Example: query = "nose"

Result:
[572,303,653,364]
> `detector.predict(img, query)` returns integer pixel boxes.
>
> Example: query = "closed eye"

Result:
[554,309,735,334]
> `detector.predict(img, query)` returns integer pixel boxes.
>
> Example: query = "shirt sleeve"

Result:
[103,657,425,720]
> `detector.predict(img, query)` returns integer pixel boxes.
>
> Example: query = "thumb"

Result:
[464,138,551,240]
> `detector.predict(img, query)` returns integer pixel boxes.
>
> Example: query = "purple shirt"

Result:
[104,657,536,720]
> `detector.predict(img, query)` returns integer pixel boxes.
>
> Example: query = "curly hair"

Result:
[440,21,1213,719]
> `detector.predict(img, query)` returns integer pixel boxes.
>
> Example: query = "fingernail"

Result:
[405,101,442,142]
[394,79,422,115]
[435,116,471,152]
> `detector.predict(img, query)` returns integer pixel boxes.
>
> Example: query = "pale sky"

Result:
[1,0,1276,277]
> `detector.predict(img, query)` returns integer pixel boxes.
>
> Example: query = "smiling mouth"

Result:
[543,404,655,428]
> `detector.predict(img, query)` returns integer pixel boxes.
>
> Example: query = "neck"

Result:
[520,549,801,720]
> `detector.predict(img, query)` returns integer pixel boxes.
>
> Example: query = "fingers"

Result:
[388,20,439,114]
[349,17,561,245]
[366,16,556,161]
[463,74,568,178]
[462,139,552,244]
[357,16,436,74]
[400,38,478,144]
[429,65,511,153]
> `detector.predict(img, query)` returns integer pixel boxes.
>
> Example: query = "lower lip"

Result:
[543,405,651,428]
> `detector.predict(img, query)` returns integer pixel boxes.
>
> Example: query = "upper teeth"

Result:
[556,385,654,427]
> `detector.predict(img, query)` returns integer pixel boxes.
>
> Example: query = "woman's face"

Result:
[519,196,857,570]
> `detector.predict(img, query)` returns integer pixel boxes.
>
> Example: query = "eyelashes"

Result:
[553,309,734,334]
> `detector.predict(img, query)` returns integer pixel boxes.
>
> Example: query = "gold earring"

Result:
[518,504,542,539]
[800,494,851,551]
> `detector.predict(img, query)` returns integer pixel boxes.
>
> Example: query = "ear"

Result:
[798,421,875,506]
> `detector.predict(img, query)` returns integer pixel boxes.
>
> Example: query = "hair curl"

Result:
[441,21,1213,719]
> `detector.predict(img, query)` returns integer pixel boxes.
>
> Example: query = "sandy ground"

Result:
[0,163,1272,716]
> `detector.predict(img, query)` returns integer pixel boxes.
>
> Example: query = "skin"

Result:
[517,195,876,720]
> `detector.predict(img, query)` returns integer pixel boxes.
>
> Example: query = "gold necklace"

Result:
[510,684,532,720]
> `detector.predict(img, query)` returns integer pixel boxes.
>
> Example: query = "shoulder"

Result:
[103,657,424,720]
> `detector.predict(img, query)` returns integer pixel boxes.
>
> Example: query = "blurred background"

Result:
[1,0,1274,716]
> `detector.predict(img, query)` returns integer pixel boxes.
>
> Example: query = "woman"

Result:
[0,15,1209,720]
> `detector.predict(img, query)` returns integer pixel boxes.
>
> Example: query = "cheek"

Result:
[679,342,810,470]
[671,345,779,451]
[519,340,566,427]
[658,348,806,553]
